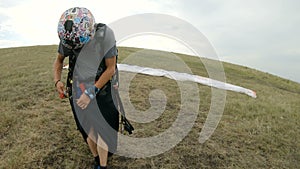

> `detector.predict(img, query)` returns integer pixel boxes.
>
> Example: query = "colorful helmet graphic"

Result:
[57,7,96,49]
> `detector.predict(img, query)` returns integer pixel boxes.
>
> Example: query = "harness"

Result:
[66,23,113,95]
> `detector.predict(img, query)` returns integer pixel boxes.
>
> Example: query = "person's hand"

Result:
[76,93,91,109]
[56,80,65,95]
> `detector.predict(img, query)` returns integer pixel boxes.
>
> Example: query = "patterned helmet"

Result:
[57,7,95,49]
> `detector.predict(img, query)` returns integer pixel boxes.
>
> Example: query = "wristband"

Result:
[55,80,61,87]
[84,86,100,100]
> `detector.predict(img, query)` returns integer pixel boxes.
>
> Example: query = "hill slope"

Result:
[0,45,299,168]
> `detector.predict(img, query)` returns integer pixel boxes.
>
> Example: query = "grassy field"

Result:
[0,45,299,168]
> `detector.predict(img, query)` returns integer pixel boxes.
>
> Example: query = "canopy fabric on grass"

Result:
[117,64,257,98]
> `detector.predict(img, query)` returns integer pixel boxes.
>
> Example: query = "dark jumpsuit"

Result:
[57,25,119,153]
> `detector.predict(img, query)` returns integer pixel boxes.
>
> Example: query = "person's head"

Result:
[57,7,95,49]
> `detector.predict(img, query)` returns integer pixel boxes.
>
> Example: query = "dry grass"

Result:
[0,45,299,168]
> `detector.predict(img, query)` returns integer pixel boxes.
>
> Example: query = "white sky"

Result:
[0,0,299,83]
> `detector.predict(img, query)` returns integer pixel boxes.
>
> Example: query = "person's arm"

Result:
[76,56,116,109]
[94,56,116,89]
[53,53,65,94]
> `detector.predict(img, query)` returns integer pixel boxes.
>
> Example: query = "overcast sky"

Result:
[0,0,299,83]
